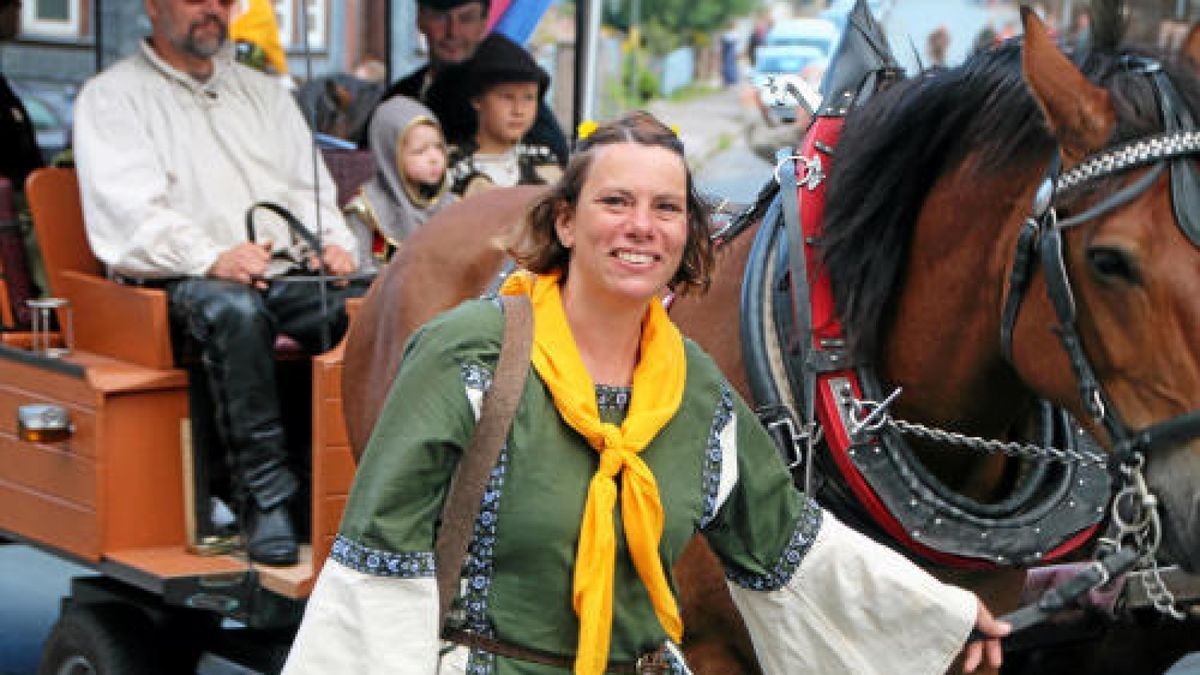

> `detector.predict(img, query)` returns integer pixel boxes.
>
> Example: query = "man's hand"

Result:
[208,242,272,289]
[319,244,356,276]
[963,601,1010,673]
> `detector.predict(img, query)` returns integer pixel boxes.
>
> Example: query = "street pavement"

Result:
[650,80,782,205]
[0,544,90,674]
[647,80,760,174]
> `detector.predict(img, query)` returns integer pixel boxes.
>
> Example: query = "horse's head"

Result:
[1013,9,1200,570]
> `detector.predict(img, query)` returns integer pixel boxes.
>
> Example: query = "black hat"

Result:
[464,33,549,99]
[416,0,490,14]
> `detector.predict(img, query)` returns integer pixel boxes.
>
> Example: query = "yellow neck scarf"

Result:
[500,271,685,675]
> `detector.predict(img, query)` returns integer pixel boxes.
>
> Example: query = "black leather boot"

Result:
[243,500,299,566]
[238,430,300,566]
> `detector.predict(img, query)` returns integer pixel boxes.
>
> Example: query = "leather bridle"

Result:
[997,58,1200,560]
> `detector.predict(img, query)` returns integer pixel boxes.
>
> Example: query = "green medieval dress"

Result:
[284,299,977,675]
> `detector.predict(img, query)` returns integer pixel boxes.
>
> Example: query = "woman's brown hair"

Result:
[506,111,715,295]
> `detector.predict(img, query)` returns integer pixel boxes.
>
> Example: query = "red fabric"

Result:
[486,0,513,32]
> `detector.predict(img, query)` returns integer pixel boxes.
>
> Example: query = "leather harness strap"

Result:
[435,294,533,626]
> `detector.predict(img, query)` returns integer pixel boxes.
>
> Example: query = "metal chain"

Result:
[888,417,1109,467]
[855,398,1189,618]
[1140,559,1189,620]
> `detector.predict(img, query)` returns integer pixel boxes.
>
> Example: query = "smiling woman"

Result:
[285,110,1008,675]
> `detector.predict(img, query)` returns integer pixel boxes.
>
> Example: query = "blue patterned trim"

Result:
[699,384,734,530]
[596,384,632,412]
[725,498,823,591]
[329,535,436,577]
[458,361,505,675]
[461,361,493,393]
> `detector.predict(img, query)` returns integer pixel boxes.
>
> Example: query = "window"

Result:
[273,0,328,51]
[21,0,82,38]
[304,0,326,50]
[274,0,294,48]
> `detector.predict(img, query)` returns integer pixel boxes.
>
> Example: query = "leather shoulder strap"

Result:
[435,294,533,628]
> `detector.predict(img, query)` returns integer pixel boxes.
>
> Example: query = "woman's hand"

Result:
[962,601,1010,673]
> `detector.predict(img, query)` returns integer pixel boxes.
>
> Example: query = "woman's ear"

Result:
[554,202,574,249]
[470,96,481,112]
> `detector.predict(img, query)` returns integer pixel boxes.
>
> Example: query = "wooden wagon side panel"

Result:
[95,376,191,552]
[312,338,356,577]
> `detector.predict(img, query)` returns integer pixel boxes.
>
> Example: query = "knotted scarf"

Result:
[499,271,685,675]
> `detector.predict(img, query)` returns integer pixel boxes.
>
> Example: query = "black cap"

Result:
[464,33,549,98]
[417,0,490,14]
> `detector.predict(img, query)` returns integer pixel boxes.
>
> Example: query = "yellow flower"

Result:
[578,120,599,140]
[669,123,680,137]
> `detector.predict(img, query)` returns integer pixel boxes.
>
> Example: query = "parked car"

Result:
[749,45,825,124]
[764,18,841,58]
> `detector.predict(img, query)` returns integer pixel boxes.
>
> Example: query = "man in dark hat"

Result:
[375,0,567,164]
[402,0,489,96]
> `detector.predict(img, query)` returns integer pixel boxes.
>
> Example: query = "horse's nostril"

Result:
[1087,245,1142,285]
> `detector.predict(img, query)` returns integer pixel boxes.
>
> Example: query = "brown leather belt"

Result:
[442,627,669,674]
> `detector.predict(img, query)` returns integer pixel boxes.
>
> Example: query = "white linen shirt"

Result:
[74,40,358,279]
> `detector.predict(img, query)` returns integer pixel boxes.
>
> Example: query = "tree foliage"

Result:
[604,0,754,54]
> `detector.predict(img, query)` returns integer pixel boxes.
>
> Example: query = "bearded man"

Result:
[72,0,365,566]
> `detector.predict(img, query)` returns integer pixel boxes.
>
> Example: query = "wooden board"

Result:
[104,545,314,599]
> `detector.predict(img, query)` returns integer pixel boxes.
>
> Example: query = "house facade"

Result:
[2,0,421,90]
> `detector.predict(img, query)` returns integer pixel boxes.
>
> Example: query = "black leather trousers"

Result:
[166,278,366,511]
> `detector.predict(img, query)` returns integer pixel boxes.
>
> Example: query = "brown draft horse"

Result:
[341,11,1200,675]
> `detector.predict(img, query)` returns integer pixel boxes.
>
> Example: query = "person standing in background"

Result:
[926,25,950,67]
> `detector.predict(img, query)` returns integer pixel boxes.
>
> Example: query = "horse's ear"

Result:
[1021,6,1116,165]
[1181,23,1200,68]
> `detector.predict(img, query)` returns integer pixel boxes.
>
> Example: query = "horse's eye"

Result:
[1086,245,1141,285]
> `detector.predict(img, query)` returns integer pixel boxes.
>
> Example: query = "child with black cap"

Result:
[443,33,563,197]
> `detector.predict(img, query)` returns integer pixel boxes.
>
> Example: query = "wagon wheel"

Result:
[37,603,161,675]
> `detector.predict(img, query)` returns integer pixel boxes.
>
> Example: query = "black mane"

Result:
[820,40,1200,362]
